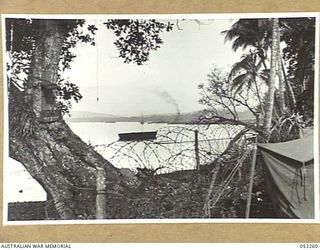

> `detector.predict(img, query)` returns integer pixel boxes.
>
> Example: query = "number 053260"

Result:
[300,244,319,248]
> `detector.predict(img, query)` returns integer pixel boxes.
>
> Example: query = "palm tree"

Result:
[228,51,268,117]
[224,18,291,129]
[222,19,271,70]
[224,18,301,113]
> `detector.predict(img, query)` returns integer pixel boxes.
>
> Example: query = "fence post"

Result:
[96,167,107,219]
[245,136,258,218]
[194,130,201,182]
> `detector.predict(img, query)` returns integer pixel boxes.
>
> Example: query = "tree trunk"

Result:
[253,78,264,123]
[263,18,279,133]
[280,59,296,109]
[277,26,286,114]
[9,19,124,219]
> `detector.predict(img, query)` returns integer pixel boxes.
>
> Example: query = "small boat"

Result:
[118,131,157,141]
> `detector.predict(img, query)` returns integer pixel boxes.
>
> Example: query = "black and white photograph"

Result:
[2,13,319,223]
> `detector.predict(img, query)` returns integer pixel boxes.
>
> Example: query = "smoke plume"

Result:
[152,89,181,121]
[153,90,179,111]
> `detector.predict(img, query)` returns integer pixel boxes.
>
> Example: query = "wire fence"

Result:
[95,124,245,173]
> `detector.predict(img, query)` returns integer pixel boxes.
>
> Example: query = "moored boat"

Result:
[118,131,157,141]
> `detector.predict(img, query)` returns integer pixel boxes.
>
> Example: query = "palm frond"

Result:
[231,73,255,94]
[222,18,271,51]
[229,53,256,80]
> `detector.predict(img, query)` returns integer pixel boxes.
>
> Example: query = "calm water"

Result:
[6,122,241,202]
[69,122,167,146]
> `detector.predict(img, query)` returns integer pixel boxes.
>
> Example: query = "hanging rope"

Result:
[95,20,99,102]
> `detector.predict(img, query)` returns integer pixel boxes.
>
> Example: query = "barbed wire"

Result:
[95,124,244,173]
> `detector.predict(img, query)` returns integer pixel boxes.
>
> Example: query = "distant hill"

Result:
[64,110,201,123]
[64,111,120,122]
[214,109,256,122]
[65,109,255,124]
[66,111,120,118]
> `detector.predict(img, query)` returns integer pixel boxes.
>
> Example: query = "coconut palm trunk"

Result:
[277,25,286,113]
[263,18,280,133]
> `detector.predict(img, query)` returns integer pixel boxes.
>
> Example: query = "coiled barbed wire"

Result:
[94,124,244,173]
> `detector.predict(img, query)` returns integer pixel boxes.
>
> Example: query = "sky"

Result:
[64,18,244,117]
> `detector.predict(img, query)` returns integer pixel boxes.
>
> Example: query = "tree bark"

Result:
[280,59,296,109]
[277,26,286,114]
[263,18,279,133]
[9,19,124,219]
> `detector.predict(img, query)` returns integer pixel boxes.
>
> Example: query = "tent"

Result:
[258,129,314,219]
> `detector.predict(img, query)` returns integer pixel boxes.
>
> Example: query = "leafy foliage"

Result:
[104,19,173,65]
[5,18,36,53]
[5,18,97,113]
[198,65,260,125]
[269,112,303,142]
[281,18,315,83]
[6,51,31,90]
[59,20,97,71]
[281,17,315,121]
[56,77,83,115]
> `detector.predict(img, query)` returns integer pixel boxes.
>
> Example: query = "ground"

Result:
[8,164,278,221]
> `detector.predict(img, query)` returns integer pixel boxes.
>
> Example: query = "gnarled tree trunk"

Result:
[9,19,125,219]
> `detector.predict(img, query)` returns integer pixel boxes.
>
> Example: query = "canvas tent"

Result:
[258,129,314,219]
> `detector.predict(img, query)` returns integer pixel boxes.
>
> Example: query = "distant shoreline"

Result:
[65,109,255,124]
